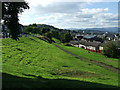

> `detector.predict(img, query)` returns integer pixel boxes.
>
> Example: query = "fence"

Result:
[86,48,102,53]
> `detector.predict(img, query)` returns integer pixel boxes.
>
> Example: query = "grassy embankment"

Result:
[56,43,119,68]
[2,37,119,88]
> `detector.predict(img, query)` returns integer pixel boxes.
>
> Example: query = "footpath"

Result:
[54,44,120,73]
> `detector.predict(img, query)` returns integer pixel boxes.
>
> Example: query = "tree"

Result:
[60,33,73,43]
[32,23,37,27]
[42,27,50,34]
[103,42,119,58]
[2,2,29,40]
[51,30,60,39]
[44,31,53,40]
[23,26,33,34]
[31,27,39,34]
[23,26,40,34]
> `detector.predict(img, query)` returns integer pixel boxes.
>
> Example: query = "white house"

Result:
[69,40,104,53]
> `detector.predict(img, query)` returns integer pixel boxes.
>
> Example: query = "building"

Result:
[74,34,103,43]
[69,40,105,53]
[83,35,103,43]
[75,35,83,40]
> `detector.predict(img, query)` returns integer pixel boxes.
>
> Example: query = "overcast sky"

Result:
[19,0,119,29]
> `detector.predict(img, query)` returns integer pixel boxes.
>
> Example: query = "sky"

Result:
[19,0,119,29]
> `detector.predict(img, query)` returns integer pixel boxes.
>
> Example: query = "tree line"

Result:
[23,23,73,43]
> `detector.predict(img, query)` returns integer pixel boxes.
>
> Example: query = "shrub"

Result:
[60,33,73,43]
[44,31,53,40]
[103,42,119,58]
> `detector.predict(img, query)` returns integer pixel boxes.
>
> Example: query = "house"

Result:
[69,40,105,53]
[75,35,83,40]
[114,33,120,41]
[74,34,103,43]
[69,41,79,47]
[83,35,103,43]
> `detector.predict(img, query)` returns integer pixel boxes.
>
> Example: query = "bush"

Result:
[103,42,119,58]
[44,31,53,40]
[23,26,40,34]
[60,33,73,43]
[42,27,50,34]
[65,43,73,46]
[23,26,33,34]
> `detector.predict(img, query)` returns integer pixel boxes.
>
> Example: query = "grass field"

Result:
[56,44,119,68]
[2,37,119,88]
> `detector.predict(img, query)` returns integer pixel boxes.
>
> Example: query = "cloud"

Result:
[25,0,119,4]
[80,8,109,13]
[30,2,88,14]
[19,1,118,28]
[25,0,55,7]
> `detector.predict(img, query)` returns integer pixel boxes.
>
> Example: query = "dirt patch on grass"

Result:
[51,69,96,78]
[104,60,117,62]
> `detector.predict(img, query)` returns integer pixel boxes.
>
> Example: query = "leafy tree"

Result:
[23,26,40,34]
[60,33,73,43]
[2,2,29,40]
[51,30,60,39]
[42,27,50,34]
[31,27,39,34]
[32,23,37,27]
[65,33,73,42]
[38,28,42,35]
[23,26,33,34]
[103,42,119,58]
[44,31,53,40]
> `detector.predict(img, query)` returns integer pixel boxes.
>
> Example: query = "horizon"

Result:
[23,23,118,30]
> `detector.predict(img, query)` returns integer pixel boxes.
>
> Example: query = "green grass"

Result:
[2,37,119,88]
[52,37,61,43]
[56,44,119,68]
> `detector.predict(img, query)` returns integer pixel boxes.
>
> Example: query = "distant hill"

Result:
[24,24,59,30]
[68,27,119,33]
[37,24,58,30]
[24,24,119,33]
[86,27,119,33]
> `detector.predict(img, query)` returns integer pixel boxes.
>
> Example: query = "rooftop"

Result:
[69,40,105,47]
[83,35,96,39]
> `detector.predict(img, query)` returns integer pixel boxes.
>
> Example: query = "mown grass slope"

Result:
[2,37,119,88]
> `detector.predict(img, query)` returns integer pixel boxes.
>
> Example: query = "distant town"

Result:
[70,28,120,53]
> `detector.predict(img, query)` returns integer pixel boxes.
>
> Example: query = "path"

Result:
[54,44,120,73]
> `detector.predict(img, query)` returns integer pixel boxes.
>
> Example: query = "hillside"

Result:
[86,27,118,33]
[57,44,119,68]
[2,37,119,88]
[37,24,58,30]
[68,27,119,33]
